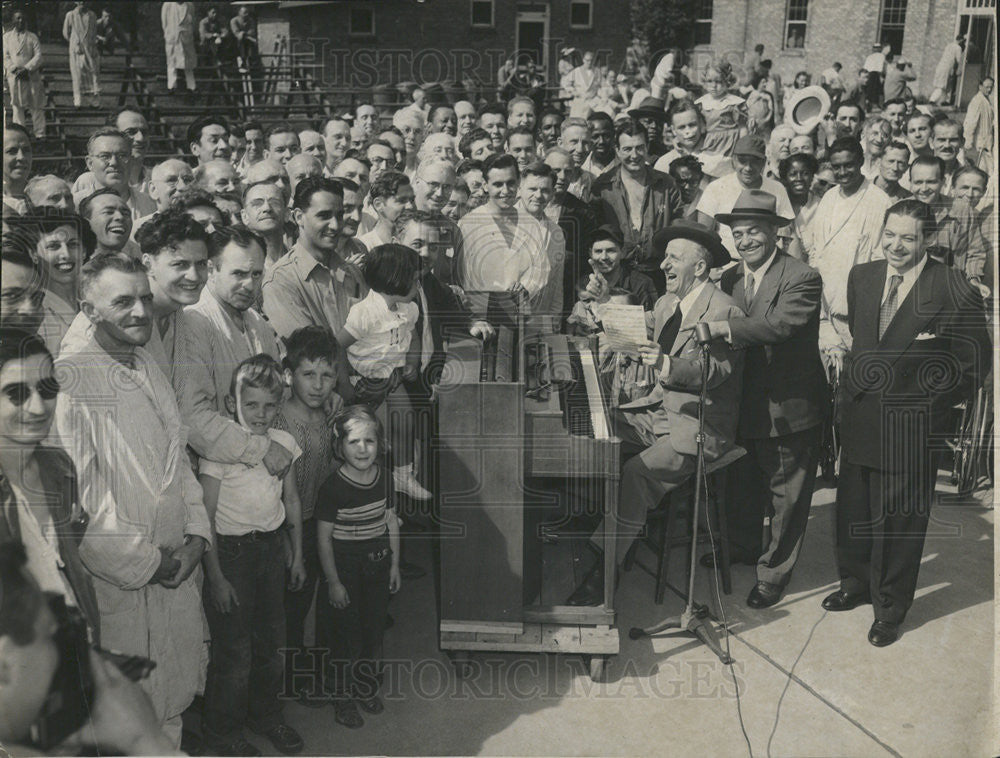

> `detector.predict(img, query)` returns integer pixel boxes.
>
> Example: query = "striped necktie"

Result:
[744,272,755,310]
[878,274,903,339]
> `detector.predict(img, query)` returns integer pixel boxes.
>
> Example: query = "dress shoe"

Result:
[567,563,605,606]
[821,589,871,612]
[746,581,783,608]
[868,620,899,647]
[699,547,758,569]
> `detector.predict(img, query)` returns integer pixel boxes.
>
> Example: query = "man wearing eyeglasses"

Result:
[412,159,462,283]
[72,127,155,220]
[72,111,153,202]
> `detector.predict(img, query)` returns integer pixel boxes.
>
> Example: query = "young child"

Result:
[696,60,747,157]
[336,243,430,500]
[199,354,306,756]
[316,405,401,728]
[273,326,343,706]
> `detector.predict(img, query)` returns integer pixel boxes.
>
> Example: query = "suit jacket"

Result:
[555,192,599,316]
[840,258,990,470]
[419,271,473,386]
[591,166,683,279]
[0,447,101,641]
[721,252,828,439]
[620,283,744,460]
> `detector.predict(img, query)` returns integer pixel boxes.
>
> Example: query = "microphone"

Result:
[695,322,714,345]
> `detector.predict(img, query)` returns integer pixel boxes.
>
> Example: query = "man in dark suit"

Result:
[568,221,742,605]
[700,189,828,608]
[544,147,599,319]
[590,121,684,293]
[823,198,989,646]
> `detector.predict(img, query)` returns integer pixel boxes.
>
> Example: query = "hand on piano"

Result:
[470,320,495,340]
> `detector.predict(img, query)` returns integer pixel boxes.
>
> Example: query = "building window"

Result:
[348,5,375,37]
[570,0,593,29]
[694,0,713,45]
[878,0,908,55]
[471,0,494,28]
[784,0,808,49]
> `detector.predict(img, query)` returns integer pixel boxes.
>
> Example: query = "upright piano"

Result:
[435,294,621,665]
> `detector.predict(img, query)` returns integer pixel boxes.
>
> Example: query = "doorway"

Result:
[956,11,995,108]
[515,5,549,79]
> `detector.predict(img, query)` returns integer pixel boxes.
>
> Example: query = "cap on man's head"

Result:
[590,223,623,248]
[733,134,767,159]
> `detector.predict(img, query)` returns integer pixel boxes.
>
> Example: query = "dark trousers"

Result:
[283,517,322,690]
[203,529,286,746]
[354,372,423,467]
[865,72,883,109]
[320,537,391,698]
[726,425,821,588]
[835,459,936,624]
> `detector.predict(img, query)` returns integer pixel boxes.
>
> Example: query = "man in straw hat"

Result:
[567,221,742,606]
[697,189,827,609]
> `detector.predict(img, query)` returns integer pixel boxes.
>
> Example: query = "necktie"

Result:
[657,309,682,354]
[878,274,903,339]
[744,272,755,310]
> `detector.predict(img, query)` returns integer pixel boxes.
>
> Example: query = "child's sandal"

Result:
[332,697,364,728]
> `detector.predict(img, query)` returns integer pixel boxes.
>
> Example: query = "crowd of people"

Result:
[1,4,996,756]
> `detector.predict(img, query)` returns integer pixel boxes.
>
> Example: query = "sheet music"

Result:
[595,303,647,354]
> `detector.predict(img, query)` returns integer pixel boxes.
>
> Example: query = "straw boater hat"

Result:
[784,85,831,135]
[628,96,667,123]
[714,189,793,228]
[651,219,731,269]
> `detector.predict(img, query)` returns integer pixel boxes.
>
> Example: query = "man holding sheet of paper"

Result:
[568,220,742,606]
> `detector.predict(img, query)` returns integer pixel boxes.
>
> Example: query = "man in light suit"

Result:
[699,189,828,609]
[568,221,742,605]
[824,199,989,646]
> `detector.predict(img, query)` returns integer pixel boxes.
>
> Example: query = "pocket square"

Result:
[915,332,937,340]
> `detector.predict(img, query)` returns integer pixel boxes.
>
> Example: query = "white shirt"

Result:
[883,255,927,308]
[200,428,301,536]
[696,173,795,258]
[344,289,419,379]
[653,148,729,178]
[658,280,709,379]
[679,279,709,317]
[863,52,885,74]
[743,251,778,299]
[357,227,390,253]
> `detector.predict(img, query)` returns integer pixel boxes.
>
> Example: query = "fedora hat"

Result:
[628,96,667,122]
[784,85,831,135]
[652,220,731,269]
[715,189,793,227]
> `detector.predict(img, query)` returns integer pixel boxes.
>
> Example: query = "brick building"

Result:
[688,0,995,107]
[251,0,632,94]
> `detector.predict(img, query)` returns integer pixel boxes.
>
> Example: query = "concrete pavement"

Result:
[279,475,994,757]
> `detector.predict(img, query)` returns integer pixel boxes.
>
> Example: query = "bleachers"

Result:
[5,39,562,178]
[3,40,387,176]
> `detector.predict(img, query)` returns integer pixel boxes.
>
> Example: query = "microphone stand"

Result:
[629,323,732,665]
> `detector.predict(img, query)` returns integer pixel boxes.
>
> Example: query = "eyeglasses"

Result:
[2,377,60,406]
[91,151,130,164]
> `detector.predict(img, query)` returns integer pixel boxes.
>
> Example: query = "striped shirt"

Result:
[316,465,391,543]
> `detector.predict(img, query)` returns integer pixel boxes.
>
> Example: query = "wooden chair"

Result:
[623,446,746,603]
